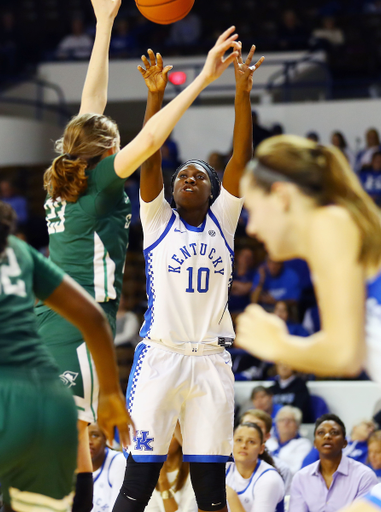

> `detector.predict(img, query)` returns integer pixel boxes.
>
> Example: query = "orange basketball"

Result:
[135,0,195,25]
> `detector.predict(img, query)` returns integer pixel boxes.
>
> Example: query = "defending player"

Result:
[112,45,264,512]
[36,0,241,506]
[235,136,381,512]
[236,134,381,380]
[0,201,132,512]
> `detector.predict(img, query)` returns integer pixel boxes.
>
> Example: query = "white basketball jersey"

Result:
[92,448,126,512]
[366,270,381,384]
[139,187,243,348]
[226,460,284,512]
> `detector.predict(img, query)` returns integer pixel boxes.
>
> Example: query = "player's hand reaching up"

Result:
[90,0,121,23]
[97,390,135,448]
[234,43,265,93]
[201,26,240,85]
[138,49,173,94]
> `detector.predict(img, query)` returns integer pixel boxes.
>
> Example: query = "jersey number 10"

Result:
[185,267,210,293]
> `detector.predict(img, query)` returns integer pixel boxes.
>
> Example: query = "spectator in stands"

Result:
[240,409,293,494]
[168,13,202,49]
[344,420,376,464]
[269,363,314,423]
[367,431,381,480]
[359,150,381,205]
[311,16,345,50]
[331,131,356,170]
[208,152,226,182]
[0,179,28,225]
[252,110,271,150]
[278,10,309,51]
[226,422,285,512]
[56,17,93,60]
[110,19,137,58]
[274,301,309,337]
[114,292,140,347]
[250,385,283,421]
[267,406,312,476]
[289,414,378,512]
[356,128,381,171]
[229,247,256,318]
[89,423,126,512]
[251,257,301,310]
[306,131,320,143]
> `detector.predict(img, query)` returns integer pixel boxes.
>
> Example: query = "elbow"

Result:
[328,345,363,377]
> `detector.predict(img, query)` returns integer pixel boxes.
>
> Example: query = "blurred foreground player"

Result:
[0,201,131,512]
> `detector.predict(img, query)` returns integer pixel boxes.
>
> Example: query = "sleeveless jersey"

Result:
[226,460,284,512]
[44,154,131,316]
[92,448,125,512]
[139,186,243,348]
[365,270,381,383]
[0,236,63,369]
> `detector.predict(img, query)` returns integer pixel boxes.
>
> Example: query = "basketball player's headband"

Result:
[247,159,322,193]
[246,159,295,184]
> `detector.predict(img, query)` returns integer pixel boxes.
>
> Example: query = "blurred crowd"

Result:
[3,0,381,93]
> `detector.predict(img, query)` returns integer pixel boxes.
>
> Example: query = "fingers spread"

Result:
[141,54,150,69]
[163,65,173,76]
[245,45,256,66]
[147,48,156,66]
[156,52,163,70]
[252,55,265,71]
[216,25,236,44]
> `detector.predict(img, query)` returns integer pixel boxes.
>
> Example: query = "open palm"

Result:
[234,43,265,93]
[138,49,173,93]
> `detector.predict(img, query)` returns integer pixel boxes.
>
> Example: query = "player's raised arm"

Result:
[236,208,366,376]
[223,43,264,197]
[79,0,121,116]
[139,50,172,202]
[44,275,134,447]
[114,26,240,179]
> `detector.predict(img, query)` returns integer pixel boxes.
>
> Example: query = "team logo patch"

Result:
[60,371,79,388]
[208,230,216,236]
[134,430,154,451]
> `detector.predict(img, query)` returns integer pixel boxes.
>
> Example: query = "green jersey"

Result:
[44,154,131,317]
[0,235,64,369]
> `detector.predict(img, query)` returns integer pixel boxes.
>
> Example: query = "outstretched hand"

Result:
[138,49,173,94]
[90,0,121,22]
[201,26,240,85]
[234,43,265,93]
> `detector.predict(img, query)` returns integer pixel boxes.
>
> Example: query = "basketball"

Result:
[135,0,195,25]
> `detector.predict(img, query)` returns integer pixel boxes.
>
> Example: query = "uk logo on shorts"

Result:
[134,430,154,451]
[60,371,79,388]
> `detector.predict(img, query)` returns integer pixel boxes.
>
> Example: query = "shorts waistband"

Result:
[145,339,225,356]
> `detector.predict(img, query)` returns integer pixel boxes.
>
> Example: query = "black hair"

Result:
[0,201,17,254]
[314,413,346,438]
[170,159,221,208]
[236,422,276,468]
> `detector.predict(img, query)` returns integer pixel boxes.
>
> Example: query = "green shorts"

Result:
[36,306,116,424]
[0,367,77,512]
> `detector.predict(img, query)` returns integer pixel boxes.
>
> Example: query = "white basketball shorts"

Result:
[126,341,234,462]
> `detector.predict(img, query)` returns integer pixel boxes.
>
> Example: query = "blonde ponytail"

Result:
[251,135,381,267]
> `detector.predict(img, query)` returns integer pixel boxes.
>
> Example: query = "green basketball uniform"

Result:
[0,236,77,512]
[36,154,131,422]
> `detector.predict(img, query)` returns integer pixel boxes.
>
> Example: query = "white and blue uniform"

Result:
[92,448,126,512]
[365,271,381,384]
[226,460,285,512]
[127,187,243,462]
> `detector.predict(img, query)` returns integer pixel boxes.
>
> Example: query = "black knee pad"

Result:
[190,462,227,511]
[112,454,163,512]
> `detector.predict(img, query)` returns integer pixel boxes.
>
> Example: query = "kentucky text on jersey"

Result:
[169,243,225,276]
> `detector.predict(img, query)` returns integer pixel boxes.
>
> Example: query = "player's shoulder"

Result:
[107,449,126,469]
[310,205,357,233]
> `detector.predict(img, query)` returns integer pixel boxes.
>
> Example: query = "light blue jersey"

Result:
[366,271,381,383]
